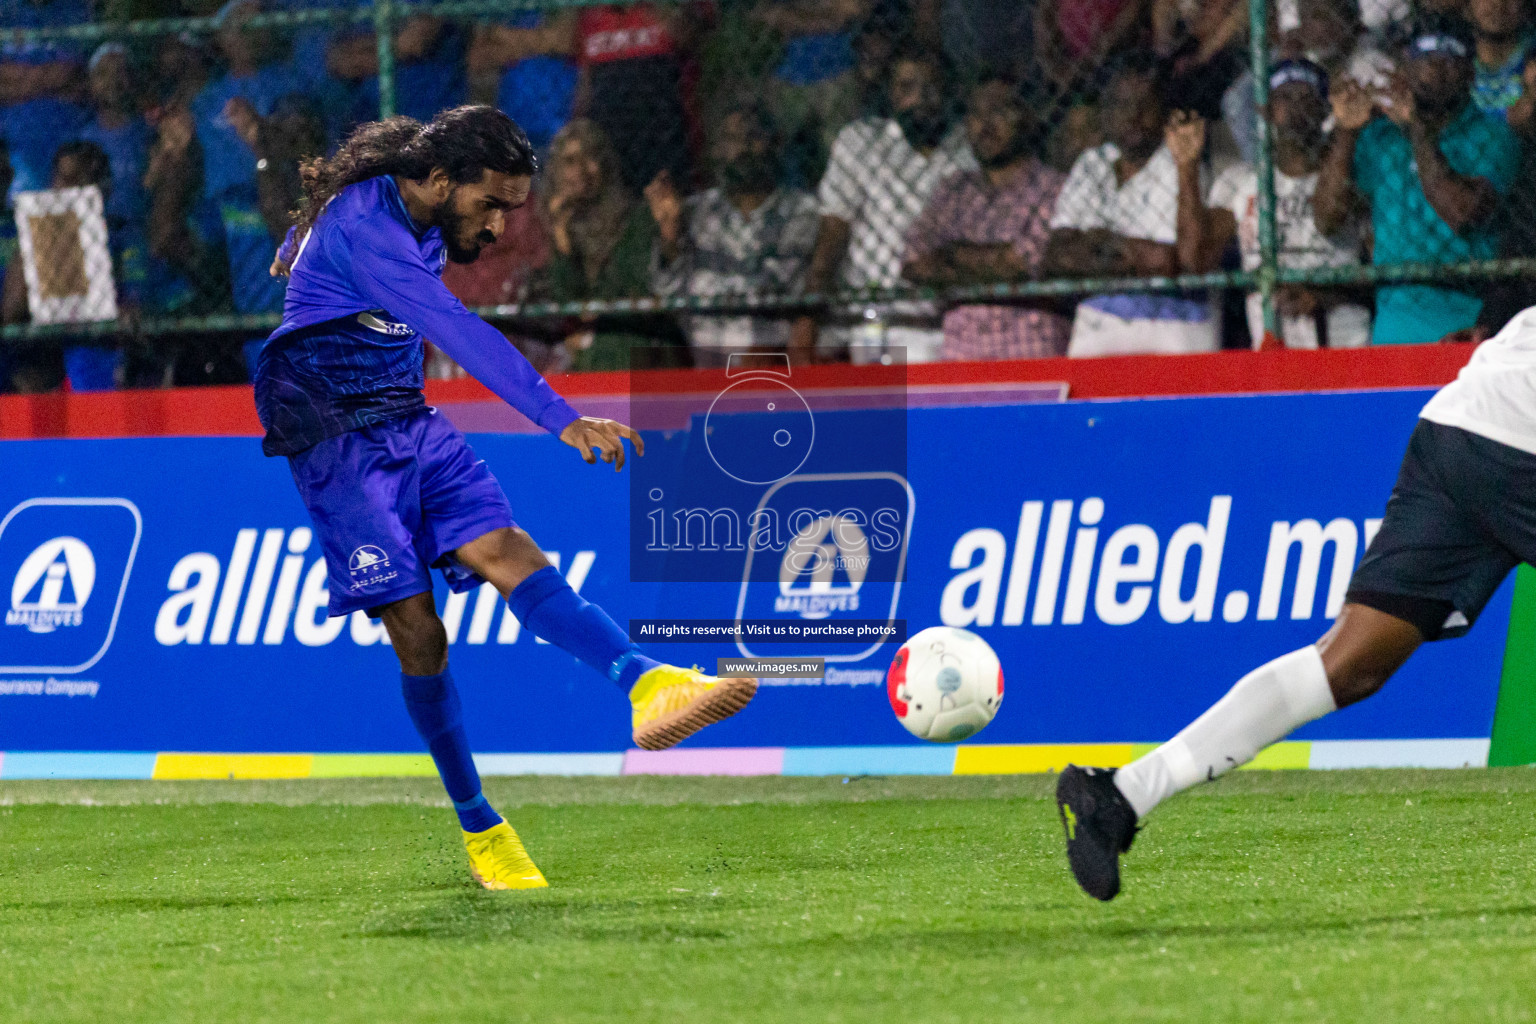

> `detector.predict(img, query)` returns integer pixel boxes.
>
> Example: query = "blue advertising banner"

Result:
[0,388,1510,765]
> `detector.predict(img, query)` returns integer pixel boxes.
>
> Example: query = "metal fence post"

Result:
[1249,0,1279,342]
[374,0,396,119]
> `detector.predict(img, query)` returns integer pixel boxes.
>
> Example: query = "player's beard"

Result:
[439,193,494,264]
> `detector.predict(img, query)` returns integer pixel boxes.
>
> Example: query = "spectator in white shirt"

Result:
[648,99,821,363]
[1225,0,1397,164]
[1043,54,1220,357]
[1173,60,1371,349]
[791,39,976,364]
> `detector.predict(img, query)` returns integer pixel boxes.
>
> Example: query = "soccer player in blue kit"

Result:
[255,105,756,890]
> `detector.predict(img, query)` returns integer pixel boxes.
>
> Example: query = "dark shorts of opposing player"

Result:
[1346,419,1536,641]
[287,407,517,618]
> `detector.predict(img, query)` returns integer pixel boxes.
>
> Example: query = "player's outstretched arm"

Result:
[340,221,582,437]
[559,416,645,471]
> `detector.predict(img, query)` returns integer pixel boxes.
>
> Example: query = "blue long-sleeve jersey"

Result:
[254,175,580,456]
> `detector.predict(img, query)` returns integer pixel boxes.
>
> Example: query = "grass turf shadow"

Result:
[354,891,737,944]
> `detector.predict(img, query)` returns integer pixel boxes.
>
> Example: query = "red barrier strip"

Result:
[0,344,1475,440]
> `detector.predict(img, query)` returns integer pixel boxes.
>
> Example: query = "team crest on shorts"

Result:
[348,544,398,591]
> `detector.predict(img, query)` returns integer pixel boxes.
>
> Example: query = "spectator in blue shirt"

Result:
[151,32,216,111]
[0,0,91,198]
[255,0,360,141]
[220,92,325,374]
[219,93,323,315]
[328,0,467,124]
[750,0,871,186]
[467,11,579,151]
[141,102,241,386]
[1316,20,1522,344]
[0,139,20,390]
[142,104,222,322]
[79,43,153,228]
[192,0,305,205]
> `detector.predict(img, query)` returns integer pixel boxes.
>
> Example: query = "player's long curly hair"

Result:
[294,105,538,235]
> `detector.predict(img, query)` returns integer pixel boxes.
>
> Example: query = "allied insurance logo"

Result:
[0,498,141,674]
[9,536,95,631]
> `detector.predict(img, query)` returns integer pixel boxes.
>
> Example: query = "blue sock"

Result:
[400,670,503,833]
[508,565,661,690]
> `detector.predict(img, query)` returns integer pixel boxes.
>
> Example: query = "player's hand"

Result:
[559,415,645,471]
[1164,109,1206,168]
[1330,78,1375,132]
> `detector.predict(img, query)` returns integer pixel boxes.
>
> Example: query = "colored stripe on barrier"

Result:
[1245,742,1312,770]
[0,752,157,780]
[953,744,1137,775]
[0,742,1503,780]
[1307,739,1489,769]
[475,753,625,776]
[782,745,958,776]
[622,747,786,776]
[309,754,437,778]
[153,753,314,780]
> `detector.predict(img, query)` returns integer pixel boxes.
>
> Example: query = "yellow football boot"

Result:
[630,664,757,751]
[462,821,549,890]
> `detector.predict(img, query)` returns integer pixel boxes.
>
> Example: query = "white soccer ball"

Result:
[887,626,1004,742]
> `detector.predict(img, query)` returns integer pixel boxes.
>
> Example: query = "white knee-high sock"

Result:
[1113,646,1337,818]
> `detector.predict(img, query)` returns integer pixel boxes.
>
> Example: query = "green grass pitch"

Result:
[3,770,1536,1023]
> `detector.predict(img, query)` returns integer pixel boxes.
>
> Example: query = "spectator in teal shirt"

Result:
[1316,21,1521,345]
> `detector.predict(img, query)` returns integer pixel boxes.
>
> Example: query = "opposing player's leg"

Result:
[453,527,758,750]
[1058,420,1525,900]
[1057,603,1422,900]
[378,592,548,890]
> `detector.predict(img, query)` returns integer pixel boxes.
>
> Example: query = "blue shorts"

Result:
[287,408,516,617]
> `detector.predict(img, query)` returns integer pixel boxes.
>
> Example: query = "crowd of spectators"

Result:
[3,0,1536,391]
